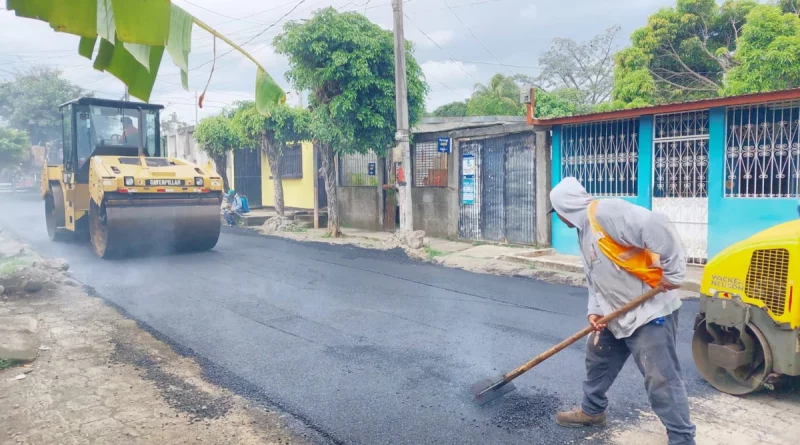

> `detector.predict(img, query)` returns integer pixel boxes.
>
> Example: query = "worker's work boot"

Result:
[555,408,607,428]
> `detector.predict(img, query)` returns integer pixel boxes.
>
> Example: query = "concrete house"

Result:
[337,116,552,245]
[525,88,800,264]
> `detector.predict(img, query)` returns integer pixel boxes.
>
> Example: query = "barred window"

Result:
[561,119,639,197]
[653,111,710,199]
[413,141,448,187]
[339,151,379,186]
[726,101,800,198]
[279,144,303,178]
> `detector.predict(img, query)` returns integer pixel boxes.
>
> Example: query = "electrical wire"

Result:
[188,0,308,72]
[441,0,514,76]
[402,12,481,84]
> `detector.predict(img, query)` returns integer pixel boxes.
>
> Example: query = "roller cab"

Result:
[693,220,800,395]
[41,97,224,258]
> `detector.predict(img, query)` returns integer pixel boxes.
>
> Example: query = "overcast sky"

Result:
[0,0,674,124]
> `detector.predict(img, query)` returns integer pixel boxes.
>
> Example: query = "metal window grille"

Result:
[726,100,800,198]
[653,111,710,198]
[561,119,639,196]
[339,150,379,186]
[280,144,303,179]
[413,141,448,187]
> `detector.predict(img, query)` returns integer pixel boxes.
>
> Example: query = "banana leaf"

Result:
[5,0,285,112]
[94,38,164,103]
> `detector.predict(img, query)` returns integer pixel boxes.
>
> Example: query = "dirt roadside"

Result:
[0,231,306,445]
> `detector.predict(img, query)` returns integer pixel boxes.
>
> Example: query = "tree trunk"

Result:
[261,133,285,217]
[211,152,231,192]
[319,142,340,237]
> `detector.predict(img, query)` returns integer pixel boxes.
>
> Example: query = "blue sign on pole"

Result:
[367,162,376,176]
[437,137,451,153]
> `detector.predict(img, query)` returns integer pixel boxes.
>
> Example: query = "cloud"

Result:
[426,87,473,112]
[414,29,455,49]
[420,60,478,84]
[1,0,674,122]
[520,5,538,19]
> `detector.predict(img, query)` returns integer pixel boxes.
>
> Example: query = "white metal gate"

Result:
[652,111,710,265]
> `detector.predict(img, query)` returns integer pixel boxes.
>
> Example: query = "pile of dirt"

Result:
[0,234,70,298]
[261,216,303,234]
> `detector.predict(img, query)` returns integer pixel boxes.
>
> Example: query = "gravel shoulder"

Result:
[0,230,306,445]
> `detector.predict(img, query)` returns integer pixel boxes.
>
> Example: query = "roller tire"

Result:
[45,186,69,242]
[692,317,773,396]
[89,201,118,259]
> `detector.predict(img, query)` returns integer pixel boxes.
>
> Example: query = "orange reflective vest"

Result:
[586,200,663,288]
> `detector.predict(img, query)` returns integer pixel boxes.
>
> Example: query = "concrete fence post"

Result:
[535,129,552,247]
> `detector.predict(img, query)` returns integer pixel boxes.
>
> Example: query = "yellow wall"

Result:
[261,141,315,210]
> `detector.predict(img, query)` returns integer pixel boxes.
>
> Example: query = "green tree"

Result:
[193,114,238,192]
[467,74,525,116]
[232,102,310,216]
[613,0,759,106]
[723,5,800,95]
[534,89,585,118]
[779,0,799,16]
[0,126,29,168]
[0,67,86,144]
[535,26,621,107]
[430,101,468,117]
[609,47,658,109]
[274,8,428,236]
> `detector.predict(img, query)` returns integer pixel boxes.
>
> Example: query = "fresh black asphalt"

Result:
[0,193,712,444]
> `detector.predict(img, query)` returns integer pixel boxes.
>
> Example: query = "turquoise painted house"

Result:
[529,89,800,264]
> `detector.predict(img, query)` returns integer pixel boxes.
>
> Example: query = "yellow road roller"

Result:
[40,97,224,258]
[693,219,800,395]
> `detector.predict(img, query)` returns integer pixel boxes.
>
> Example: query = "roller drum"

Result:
[91,196,221,258]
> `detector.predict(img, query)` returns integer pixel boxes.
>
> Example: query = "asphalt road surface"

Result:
[0,193,711,445]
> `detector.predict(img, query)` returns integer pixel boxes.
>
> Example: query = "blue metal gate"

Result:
[458,133,537,244]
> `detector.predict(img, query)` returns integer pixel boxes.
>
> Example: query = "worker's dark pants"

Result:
[581,309,696,445]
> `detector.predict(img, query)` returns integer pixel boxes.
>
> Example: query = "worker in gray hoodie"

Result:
[550,177,696,445]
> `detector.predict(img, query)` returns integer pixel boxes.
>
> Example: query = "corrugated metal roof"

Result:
[414,116,526,134]
[528,88,800,126]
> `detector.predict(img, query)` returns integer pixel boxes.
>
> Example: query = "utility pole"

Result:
[194,91,199,126]
[391,0,413,232]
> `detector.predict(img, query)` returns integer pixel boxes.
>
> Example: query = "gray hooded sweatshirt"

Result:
[550,177,685,339]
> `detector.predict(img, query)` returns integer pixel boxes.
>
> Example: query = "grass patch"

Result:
[321,232,333,239]
[0,257,30,277]
[282,226,308,233]
[424,246,447,259]
[0,358,21,370]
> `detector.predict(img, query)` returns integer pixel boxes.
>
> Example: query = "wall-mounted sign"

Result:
[462,154,475,176]
[367,162,376,176]
[437,137,451,153]
[462,177,475,205]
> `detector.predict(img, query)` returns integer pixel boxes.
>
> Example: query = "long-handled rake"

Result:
[471,286,665,405]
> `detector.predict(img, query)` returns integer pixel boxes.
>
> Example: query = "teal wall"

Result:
[551,117,654,255]
[706,107,798,257]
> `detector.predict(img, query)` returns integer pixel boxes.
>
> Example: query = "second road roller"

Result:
[693,218,800,395]
[40,97,224,258]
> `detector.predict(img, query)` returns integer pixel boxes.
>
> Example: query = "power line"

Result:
[402,12,481,84]
[179,0,282,26]
[420,67,466,99]
[406,0,501,15]
[441,0,514,76]
[188,0,308,72]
